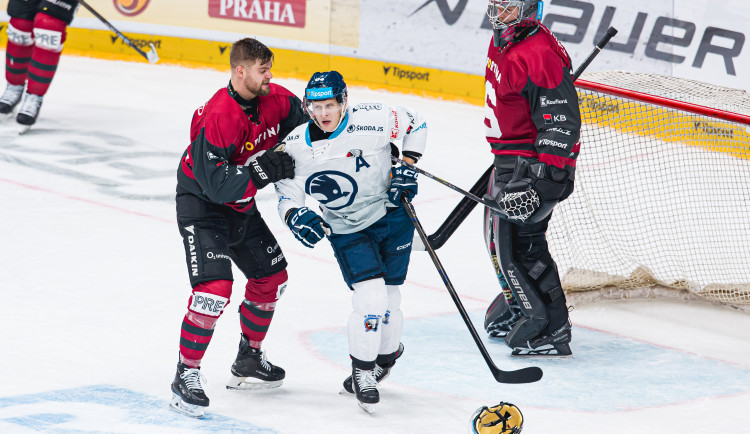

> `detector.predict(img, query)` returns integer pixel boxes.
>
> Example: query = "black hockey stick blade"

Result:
[492,365,543,384]
[402,198,542,384]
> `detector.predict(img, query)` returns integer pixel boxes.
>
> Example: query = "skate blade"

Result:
[358,401,376,414]
[169,394,205,418]
[226,375,283,390]
[339,387,354,395]
[511,346,573,358]
[17,124,31,135]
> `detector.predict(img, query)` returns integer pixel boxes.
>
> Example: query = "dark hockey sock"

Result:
[26,13,67,96]
[5,18,34,86]
[239,300,275,349]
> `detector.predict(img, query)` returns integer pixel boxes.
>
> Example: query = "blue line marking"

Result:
[0,385,276,432]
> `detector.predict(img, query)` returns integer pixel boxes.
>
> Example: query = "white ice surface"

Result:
[1,54,749,433]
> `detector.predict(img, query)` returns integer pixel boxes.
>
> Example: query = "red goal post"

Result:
[551,71,750,312]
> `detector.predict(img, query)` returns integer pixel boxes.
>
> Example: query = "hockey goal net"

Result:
[550,71,750,312]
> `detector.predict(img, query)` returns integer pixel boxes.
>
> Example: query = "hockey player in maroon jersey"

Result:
[169,38,308,418]
[482,1,581,357]
[0,0,78,131]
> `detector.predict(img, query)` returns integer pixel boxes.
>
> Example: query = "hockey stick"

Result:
[425,164,493,250]
[78,0,159,64]
[417,26,619,249]
[402,197,543,384]
[392,156,506,214]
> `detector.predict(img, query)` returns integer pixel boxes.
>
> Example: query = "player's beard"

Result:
[244,77,271,97]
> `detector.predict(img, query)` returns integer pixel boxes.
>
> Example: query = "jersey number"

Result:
[484,80,502,138]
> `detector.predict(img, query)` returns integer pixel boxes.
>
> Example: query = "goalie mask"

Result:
[304,70,348,132]
[487,1,544,48]
[470,402,524,434]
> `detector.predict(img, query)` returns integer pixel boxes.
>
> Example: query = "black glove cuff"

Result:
[534,178,569,201]
[249,159,271,189]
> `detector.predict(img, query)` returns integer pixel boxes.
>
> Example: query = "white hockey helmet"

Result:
[487,1,543,32]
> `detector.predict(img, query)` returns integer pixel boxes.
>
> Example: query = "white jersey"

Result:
[275,102,427,234]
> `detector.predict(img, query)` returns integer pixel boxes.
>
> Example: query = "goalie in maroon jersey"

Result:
[169,38,308,418]
[0,0,78,130]
[482,0,580,357]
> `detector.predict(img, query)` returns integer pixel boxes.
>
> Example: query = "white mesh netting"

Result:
[550,71,750,311]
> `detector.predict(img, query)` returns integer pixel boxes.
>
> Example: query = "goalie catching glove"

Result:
[388,166,419,206]
[485,158,573,224]
[286,207,331,248]
[470,402,524,434]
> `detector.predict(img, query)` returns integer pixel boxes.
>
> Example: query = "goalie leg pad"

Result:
[515,218,570,334]
[494,220,549,346]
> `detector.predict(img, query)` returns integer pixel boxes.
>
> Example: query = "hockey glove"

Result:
[487,158,572,224]
[388,166,418,206]
[287,207,331,248]
[249,150,295,190]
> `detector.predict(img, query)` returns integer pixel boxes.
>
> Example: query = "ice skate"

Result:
[226,334,285,390]
[341,342,404,394]
[0,84,24,116]
[511,321,573,357]
[16,92,43,133]
[169,362,209,418]
[351,366,379,414]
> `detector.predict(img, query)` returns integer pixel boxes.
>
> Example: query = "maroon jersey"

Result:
[177,82,308,212]
[484,24,581,171]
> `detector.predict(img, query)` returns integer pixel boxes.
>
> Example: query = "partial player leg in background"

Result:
[1,0,40,115]
[225,210,288,390]
[16,1,76,129]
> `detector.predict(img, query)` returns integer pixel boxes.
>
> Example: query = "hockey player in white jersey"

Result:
[275,71,427,413]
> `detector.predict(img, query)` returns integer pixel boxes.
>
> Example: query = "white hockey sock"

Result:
[348,278,389,363]
[378,285,403,356]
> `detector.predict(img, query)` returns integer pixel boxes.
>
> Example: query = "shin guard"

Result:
[348,278,389,367]
[5,18,34,85]
[27,13,67,96]
[179,279,232,367]
[239,270,288,348]
[378,285,403,356]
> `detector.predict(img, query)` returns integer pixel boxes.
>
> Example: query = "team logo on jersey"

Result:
[305,171,358,210]
[347,124,384,133]
[540,96,569,107]
[352,103,383,112]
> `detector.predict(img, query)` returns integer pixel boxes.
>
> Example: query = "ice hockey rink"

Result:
[1,54,750,434]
